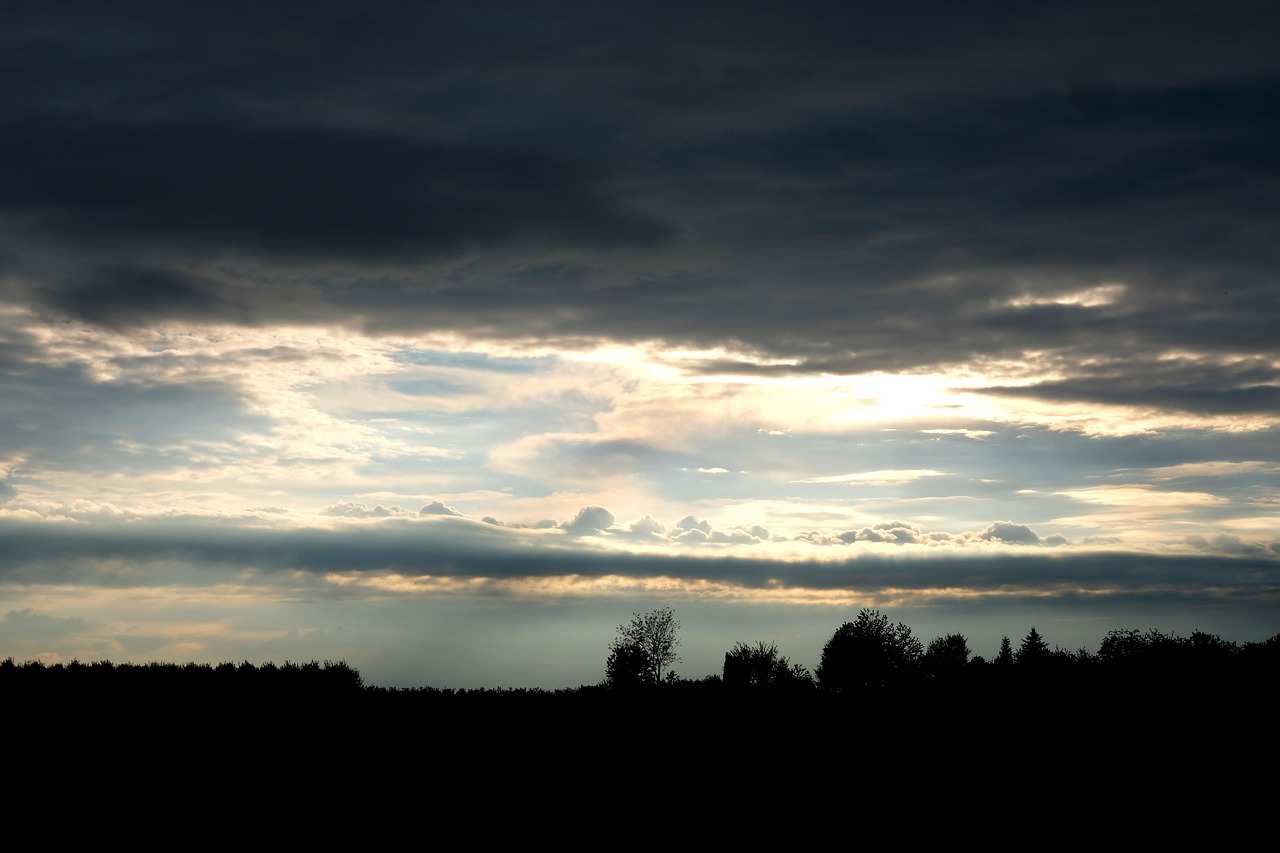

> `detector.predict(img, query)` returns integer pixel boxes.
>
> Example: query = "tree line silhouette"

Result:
[605,608,1280,700]
[13,610,1270,817]
[6,608,1276,706]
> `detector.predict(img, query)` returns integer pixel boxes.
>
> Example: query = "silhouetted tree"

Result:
[1238,633,1280,676]
[610,608,681,684]
[1098,628,1162,664]
[723,641,813,690]
[1095,628,1226,686]
[1187,630,1238,671]
[995,636,1014,666]
[605,642,654,689]
[923,633,971,681]
[1017,627,1050,666]
[816,609,923,692]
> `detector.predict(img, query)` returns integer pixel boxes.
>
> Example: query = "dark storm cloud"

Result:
[45,265,251,326]
[4,2,1278,386]
[979,356,1280,416]
[1,119,671,263]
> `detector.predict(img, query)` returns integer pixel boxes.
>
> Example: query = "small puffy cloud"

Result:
[673,526,710,543]
[696,467,730,474]
[420,500,464,517]
[838,521,924,545]
[323,502,405,518]
[675,516,712,534]
[709,526,767,544]
[979,521,1042,545]
[561,505,616,535]
[626,515,667,538]
[793,530,847,546]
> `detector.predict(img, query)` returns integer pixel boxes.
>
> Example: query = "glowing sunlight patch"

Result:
[1006,283,1126,308]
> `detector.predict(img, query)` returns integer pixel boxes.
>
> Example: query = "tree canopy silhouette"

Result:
[605,641,654,688]
[815,609,923,692]
[922,633,971,681]
[608,607,681,686]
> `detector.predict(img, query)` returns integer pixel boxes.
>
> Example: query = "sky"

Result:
[2,1,1278,689]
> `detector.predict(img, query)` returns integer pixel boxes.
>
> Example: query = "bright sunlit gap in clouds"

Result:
[1,311,1276,552]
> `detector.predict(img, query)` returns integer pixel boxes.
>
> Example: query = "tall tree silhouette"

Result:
[1017,627,1050,666]
[609,608,681,684]
[995,636,1014,666]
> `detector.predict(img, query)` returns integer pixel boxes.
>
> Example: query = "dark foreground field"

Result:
[8,657,1272,838]
[9,656,1271,766]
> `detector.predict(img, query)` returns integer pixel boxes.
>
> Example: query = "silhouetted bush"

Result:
[722,641,814,691]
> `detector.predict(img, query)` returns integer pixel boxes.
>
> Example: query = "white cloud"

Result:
[978,521,1042,545]
[420,500,464,517]
[1144,461,1275,480]
[322,502,407,518]
[626,515,667,538]
[561,505,616,535]
[920,429,995,439]
[675,515,712,534]
[1056,485,1228,509]
[1005,283,1126,309]
[673,526,710,542]
[794,469,949,485]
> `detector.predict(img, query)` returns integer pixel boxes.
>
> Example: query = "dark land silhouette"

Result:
[8,611,1277,821]
[8,613,1276,729]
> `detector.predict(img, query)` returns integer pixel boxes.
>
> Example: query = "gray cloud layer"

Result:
[1,515,1276,605]
[3,2,1277,409]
